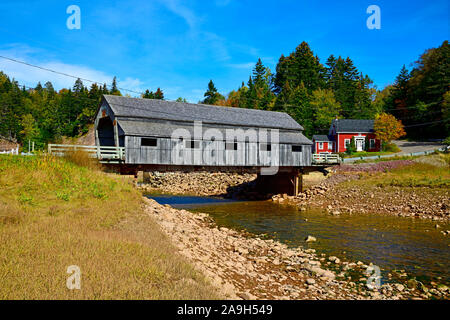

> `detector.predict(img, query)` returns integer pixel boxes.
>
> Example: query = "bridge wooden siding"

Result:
[95,95,315,168]
[47,143,339,195]
[47,143,339,166]
[124,136,312,167]
[46,95,344,196]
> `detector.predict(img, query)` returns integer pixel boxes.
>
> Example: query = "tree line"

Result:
[201,40,449,139]
[0,74,164,149]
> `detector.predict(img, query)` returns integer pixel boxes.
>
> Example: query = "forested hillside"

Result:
[0,40,448,150]
[204,40,449,139]
[0,74,165,150]
[0,75,113,149]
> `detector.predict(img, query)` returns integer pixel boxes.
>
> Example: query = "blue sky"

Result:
[0,0,448,102]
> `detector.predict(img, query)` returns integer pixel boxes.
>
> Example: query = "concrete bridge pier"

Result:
[255,170,303,196]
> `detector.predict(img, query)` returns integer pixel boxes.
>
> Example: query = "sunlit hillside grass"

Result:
[0,154,219,299]
[347,153,450,188]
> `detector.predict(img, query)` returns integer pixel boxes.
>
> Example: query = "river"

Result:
[148,194,450,286]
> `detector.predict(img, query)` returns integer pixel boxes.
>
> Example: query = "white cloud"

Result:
[0,44,146,96]
[118,77,146,95]
[227,62,254,69]
[160,0,200,29]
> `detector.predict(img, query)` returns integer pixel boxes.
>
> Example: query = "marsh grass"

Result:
[63,149,101,171]
[0,154,219,299]
[345,157,450,188]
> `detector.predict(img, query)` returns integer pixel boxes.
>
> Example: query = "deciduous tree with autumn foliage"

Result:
[374,113,406,148]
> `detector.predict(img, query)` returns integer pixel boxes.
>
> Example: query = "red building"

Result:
[312,119,381,153]
[311,135,334,154]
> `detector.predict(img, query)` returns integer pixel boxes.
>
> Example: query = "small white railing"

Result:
[312,153,340,164]
[48,144,125,161]
[0,147,19,155]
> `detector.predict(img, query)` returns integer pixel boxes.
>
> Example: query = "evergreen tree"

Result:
[154,88,164,100]
[142,88,164,100]
[252,58,266,88]
[325,55,373,118]
[383,41,449,138]
[274,41,325,94]
[110,76,121,96]
[202,80,224,105]
[35,82,43,93]
[273,81,314,137]
[142,89,155,99]
[44,81,55,94]
[245,59,275,110]
[73,78,84,94]
[389,65,411,119]
[88,83,100,100]
[102,83,109,94]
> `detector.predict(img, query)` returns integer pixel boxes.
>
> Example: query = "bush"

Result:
[382,142,400,153]
[443,136,450,146]
[345,137,357,155]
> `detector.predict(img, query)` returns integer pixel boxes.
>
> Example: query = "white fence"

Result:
[312,153,341,164]
[0,147,19,155]
[48,144,125,162]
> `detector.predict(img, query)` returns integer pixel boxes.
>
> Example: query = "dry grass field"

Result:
[0,154,219,299]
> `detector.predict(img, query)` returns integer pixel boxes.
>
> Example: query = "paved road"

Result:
[393,140,446,155]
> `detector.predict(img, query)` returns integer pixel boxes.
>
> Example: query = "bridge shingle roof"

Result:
[103,95,303,131]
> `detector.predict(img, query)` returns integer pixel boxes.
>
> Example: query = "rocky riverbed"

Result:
[144,198,449,300]
[273,160,450,222]
[137,159,449,221]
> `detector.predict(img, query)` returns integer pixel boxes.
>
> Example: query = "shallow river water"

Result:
[149,194,450,285]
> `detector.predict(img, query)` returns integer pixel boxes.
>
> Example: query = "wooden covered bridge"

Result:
[49,95,340,195]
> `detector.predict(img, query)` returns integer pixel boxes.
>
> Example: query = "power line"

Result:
[403,118,450,128]
[0,53,444,114]
[15,83,450,129]
[2,53,448,129]
[0,54,143,96]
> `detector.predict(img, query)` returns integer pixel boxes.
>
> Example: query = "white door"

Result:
[356,138,364,151]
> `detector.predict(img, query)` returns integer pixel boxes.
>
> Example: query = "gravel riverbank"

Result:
[274,160,449,222]
[137,158,449,221]
[144,198,449,300]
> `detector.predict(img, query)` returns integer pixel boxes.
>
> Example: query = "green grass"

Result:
[354,154,420,164]
[349,156,450,188]
[374,162,450,188]
[342,151,397,159]
[0,154,219,299]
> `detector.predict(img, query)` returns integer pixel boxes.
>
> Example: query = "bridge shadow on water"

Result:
[224,179,273,201]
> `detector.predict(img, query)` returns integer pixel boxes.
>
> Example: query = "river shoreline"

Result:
[144,197,449,300]
[137,158,449,222]
[273,171,450,222]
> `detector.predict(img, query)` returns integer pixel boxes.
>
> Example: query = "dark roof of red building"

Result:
[331,119,374,133]
[312,135,331,142]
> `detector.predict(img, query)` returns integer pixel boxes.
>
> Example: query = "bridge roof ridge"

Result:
[103,95,304,131]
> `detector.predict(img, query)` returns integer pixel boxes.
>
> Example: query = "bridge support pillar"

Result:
[255,170,302,196]
[143,171,151,183]
[293,172,303,195]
